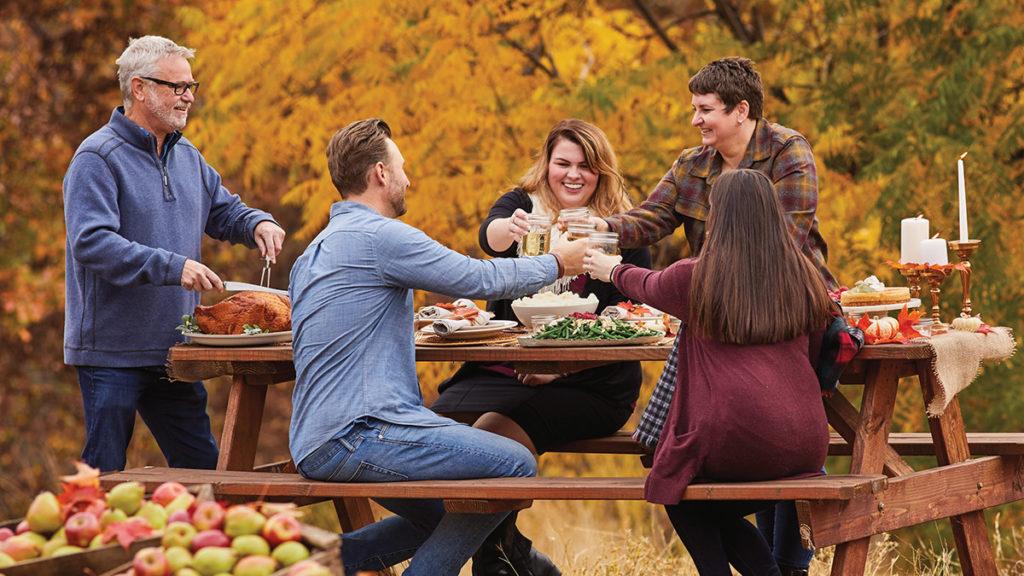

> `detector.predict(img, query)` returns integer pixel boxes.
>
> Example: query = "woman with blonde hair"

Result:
[432,119,650,576]
[585,169,832,576]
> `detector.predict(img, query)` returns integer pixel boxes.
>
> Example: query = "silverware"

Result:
[223,281,288,296]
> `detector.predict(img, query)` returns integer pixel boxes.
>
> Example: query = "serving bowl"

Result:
[511,299,599,328]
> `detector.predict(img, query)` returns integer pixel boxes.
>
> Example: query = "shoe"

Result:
[472,512,561,576]
[779,568,808,576]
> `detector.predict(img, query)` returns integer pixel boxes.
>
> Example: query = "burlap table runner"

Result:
[924,326,1016,416]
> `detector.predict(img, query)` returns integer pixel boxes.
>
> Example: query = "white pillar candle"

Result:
[957,152,969,242]
[918,238,948,265]
[900,216,929,263]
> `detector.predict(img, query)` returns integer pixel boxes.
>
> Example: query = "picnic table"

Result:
[124,339,1024,576]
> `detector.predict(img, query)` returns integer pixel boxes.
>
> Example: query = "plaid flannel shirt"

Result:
[634,330,681,448]
[606,119,837,290]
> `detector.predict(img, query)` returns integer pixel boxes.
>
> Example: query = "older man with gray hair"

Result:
[63,36,286,471]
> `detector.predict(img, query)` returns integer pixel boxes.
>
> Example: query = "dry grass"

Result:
[301,500,1024,575]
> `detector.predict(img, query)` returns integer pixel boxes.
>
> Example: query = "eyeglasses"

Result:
[141,76,200,95]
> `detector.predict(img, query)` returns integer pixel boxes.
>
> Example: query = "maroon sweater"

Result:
[613,259,828,505]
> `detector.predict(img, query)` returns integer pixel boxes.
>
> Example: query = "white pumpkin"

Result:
[951,315,983,332]
[866,316,900,340]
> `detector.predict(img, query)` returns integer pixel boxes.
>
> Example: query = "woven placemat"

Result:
[415,331,521,347]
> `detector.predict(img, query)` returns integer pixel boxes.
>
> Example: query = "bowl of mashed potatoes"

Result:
[511,292,599,328]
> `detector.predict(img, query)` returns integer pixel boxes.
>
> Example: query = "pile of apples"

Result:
[0,463,333,576]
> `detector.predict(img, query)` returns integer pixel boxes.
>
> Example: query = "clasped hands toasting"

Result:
[500,207,622,282]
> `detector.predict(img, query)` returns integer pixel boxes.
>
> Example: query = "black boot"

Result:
[472,512,561,576]
[778,568,809,576]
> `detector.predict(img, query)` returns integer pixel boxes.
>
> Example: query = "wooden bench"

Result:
[101,466,887,549]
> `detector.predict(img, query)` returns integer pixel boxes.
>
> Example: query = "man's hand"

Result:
[254,221,286,264]
[181,259,224,292]
[517,373,561,387]
[583,248,623,283]
[549,237,587,277]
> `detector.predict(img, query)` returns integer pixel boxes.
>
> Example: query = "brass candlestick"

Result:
[919,267,951,332]
[947,239,981,317]
[898,267,924,300]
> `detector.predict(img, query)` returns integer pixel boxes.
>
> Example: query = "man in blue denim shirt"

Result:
[289,118,586,576]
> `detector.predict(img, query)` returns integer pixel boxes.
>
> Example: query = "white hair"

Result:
[116,36,195,110]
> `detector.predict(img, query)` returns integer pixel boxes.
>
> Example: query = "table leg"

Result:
[918,360,998,576]
[830,360,901,576]
[334,497,377,533]
[217,374,269,471]
[824,393,914,477]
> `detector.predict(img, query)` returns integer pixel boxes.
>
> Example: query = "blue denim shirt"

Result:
[288,201,559,465]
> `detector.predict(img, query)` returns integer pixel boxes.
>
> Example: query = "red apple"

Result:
[190,529,230,551]
[286,559,332,576]
[261,513,301,546]
[191,501,225,531]
[0,535,41,561]
[65,511,101,547]
[150,482,188,507]
[233,554,277,576]
[167,509,191,525]
[0,527,13,542]
[133,546,170,576]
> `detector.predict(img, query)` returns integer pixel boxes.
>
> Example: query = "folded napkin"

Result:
[431,310,494,336]
[925,326,1016,416]
[416,305,454,320]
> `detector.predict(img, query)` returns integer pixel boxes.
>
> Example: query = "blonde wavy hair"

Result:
[518,119,632,219]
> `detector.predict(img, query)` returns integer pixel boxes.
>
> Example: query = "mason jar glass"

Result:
[566,222,598,242]
[587,231,620,255]
[558,207,591,226]
[520,214,552,256]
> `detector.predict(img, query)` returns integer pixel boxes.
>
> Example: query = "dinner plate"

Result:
[841,298,921,315]
[185,331,292,347]
[518,334,664,347]
[418,320,518,340]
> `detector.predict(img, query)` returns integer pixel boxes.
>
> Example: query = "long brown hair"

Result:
[518,119,632,218]
[690,169,831,345]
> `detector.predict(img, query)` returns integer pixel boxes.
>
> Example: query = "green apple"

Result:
[26,491,62,534]
[223,505,265,537]
[0,535,40,561]
[176,569,203,576]
[163,521,198,549]
[191,546,237,576]
[0,551,15,568]
[89,533,106,549]
[230,534,270,556]
[165,492,197,516]
[20,531,47,550]
[52,545,85,557]
[106,481,145,515]
[41,533,68,557]
[135,501,168,530]
[165,545,193,571]
[271,541,309,567]
[100,508,129,529]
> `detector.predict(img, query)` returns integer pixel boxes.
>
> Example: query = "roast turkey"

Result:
[194,291,291,334]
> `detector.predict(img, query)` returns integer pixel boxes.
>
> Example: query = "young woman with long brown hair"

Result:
[585,169,832,576]
[432,119,650,576]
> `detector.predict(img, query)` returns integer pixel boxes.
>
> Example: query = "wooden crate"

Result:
[1,517,161,576]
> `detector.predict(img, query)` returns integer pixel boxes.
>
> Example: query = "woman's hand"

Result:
[584,248,622,283]
[517,372,562,387]
[506,209,530,244]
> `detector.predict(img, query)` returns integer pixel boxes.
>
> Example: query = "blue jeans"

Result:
[76,366,219,472]
[755,502,814,570]
[297,418,537,576]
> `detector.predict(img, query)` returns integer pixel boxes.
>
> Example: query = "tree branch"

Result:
[713,0,754,45]
[632,0,678,53]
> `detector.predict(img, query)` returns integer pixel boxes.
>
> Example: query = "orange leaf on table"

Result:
[897,305,923,340]
[60,461,101,489]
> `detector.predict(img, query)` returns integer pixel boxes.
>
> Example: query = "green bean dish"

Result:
[533,316,662,340]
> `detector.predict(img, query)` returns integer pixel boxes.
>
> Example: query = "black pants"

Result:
[664,500,781,576]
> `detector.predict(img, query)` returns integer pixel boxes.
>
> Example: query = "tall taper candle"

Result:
[958,152,968,242]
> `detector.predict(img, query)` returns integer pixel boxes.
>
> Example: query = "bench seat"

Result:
[101,467,885,502]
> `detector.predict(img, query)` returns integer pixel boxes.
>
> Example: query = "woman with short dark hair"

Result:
[585,169,832,576]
